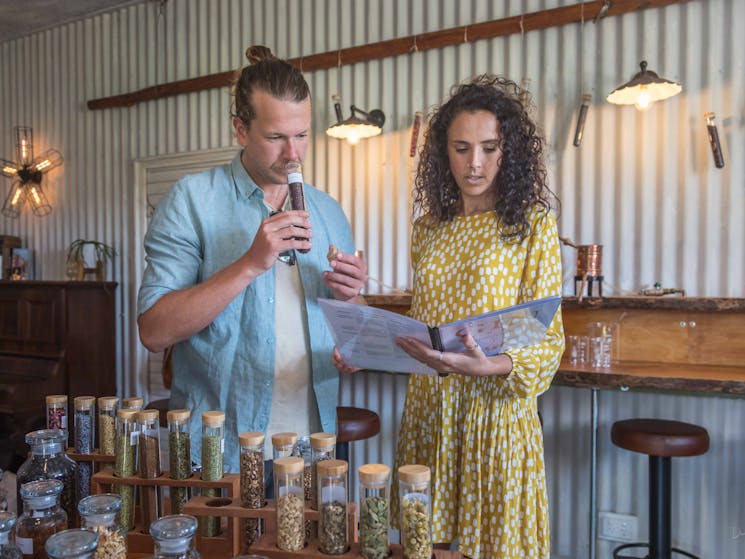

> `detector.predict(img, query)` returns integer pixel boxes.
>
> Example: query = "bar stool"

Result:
[335,406,380,462]
[610,418,709,559]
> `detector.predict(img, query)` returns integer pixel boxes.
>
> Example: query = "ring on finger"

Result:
[438,351,443,361]
[465,342,479,351]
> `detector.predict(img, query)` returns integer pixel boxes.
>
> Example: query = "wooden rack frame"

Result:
[90,468,241,557]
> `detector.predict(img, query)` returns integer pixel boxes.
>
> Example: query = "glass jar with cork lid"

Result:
[309,433,336,511]
[200,411,224,537]
[317,459,348,555]
[239,432,265,551]
[167,409,191,515]
[137,409,161,528]
[97,397,119,456]
[358,464,390,559]
[73,396,95,500]
[46,395,68,433]
[398,465,432,559]
[273,457,304,552]
[121,397,143,411]
[114,408,138,532]
[271,432,297,460]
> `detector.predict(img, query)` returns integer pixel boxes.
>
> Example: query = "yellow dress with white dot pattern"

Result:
[392,208,564,559]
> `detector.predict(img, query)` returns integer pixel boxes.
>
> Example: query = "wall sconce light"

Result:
[1,126,63,218]
[326,95,385,144]
[606,60,682,111]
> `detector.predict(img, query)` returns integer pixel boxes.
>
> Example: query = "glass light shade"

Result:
[2,180,26,218]
[31,149,64,173]
[606,61,682,110]
[326,105,385,144]
[27,183,52,216]
[1,158,21,178]
[15,126,34,165]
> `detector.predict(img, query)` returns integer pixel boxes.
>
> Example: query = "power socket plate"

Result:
[598,511,638,542]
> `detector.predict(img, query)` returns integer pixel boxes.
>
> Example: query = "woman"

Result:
[336,74,564,558]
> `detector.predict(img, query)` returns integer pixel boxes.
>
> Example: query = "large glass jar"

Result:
[137,409,161,528]
[317,459,348,555]
[309,433,336,511]
[44,529,97,559]
[149,515,200,559]
[273,457,304,552]
[200,411,224,537]
[167,410,191,515]
[16,430,78,525]
[270,432,297,461]
[114,409,138,533]
[238,432,264,551]
[0,511,22,559]
[78,494,126,559]
[397,465,431,559]
[97,398,119,456]
[358,464,390,559]
[15,480,68,559]
[73,397,95,500]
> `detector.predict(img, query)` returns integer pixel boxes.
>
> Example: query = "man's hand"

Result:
[323,246,368,301]
[242,210,312,274]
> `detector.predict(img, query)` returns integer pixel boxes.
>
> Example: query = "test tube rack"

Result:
[182,497,462,559]
[90,467,241,557]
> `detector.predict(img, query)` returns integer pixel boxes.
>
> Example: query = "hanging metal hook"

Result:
[593,0,611,24]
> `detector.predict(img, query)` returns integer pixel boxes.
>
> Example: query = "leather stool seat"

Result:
[336,406,381,443]
[610,418,709,559]
[612,418,709,457]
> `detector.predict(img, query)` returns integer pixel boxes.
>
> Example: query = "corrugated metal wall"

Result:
[1,0,743,557]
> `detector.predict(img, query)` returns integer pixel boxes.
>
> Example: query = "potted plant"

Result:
[65,239,117,281]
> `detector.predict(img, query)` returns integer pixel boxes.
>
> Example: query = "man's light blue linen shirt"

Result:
[137,152,355,470]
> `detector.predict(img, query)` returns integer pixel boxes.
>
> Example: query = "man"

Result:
[137,46,367,470]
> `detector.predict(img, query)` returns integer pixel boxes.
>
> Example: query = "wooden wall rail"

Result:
[87,0,689,110]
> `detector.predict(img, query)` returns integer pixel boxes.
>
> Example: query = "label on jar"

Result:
[16,536,33,555]
[130,430,141,445]
[221,438,225,453]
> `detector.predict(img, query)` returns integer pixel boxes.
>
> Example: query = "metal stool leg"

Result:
[649,456,672,559]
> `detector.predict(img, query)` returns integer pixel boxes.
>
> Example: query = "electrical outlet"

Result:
[598,511,638,542]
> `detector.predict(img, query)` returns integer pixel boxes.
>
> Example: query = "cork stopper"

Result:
[271,432,298,447]
[167,409,191,423]
[317,459,348,477]
[116,409,139,422]
[398,464,430,484]
[310,432,336,449]
[98,397,119,410]
[122,397,144,409]
[46,394,67,405]
[359,463,390,484]
[273,456,304,475]
[74,396,96,410]
[137,409,159,422]
[202,410,225,427]
[239,432,265,447]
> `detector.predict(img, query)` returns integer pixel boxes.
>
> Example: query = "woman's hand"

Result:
[395,331,511,377]
[332,347,361,375]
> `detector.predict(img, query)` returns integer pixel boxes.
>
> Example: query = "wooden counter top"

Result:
[555,360,745,396]
[364,293,745,396]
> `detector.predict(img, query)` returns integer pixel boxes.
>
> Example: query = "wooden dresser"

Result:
[0,281,117,470]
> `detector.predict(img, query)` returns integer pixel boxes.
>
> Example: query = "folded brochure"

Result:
[318,295,561,374]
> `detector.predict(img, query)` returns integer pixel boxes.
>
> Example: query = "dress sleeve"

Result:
[502,211,565,397]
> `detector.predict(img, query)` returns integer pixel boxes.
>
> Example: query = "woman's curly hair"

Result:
[414,74,558,242]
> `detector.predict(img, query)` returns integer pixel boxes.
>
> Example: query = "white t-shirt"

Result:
[264,201,321,456]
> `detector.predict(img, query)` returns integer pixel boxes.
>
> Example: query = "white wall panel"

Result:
[1,0,743,556]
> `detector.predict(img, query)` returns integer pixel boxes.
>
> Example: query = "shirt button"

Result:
[268,297,274,303]
[265,338,271,344]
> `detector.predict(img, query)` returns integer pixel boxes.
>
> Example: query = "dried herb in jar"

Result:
[360,496,389,559]
[319,500,347,554]
[401,496,432,559]
[276,492,304,552]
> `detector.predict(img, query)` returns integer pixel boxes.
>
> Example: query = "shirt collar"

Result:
[230,150,262,200]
